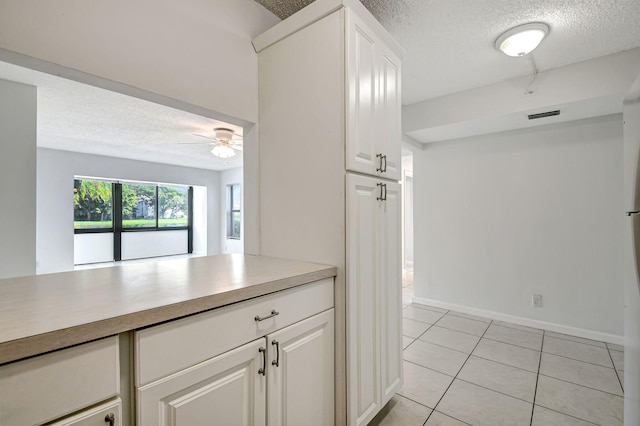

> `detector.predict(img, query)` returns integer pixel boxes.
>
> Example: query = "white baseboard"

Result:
[411,296,624,346]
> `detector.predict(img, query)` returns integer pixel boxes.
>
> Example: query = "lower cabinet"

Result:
[138,309,334,426]
[267,310,334,426]
[135,279,335,426]
[137,339,267,425]
[0,336,120,426]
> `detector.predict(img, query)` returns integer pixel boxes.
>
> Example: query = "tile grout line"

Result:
[481,335,542,352]
[410,336,478,356]
[534,403,600,425]
[465,353,538,374]
[423,410,473,426]
[548,333,611,349]
[606,344,625,393]
[403,359,456,379]
[422,318,494,424]
[537,373,625,398]
[541,348,617,369]
[530,329,544,426]
[442,312,492,324]
[453,376,536,405]
[423,322,487,338]
[491,321,544,336]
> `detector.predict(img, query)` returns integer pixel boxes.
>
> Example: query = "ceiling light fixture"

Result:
[211,145,235,158]
[495,22,549,57]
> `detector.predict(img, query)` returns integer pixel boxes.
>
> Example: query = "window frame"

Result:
[226,183,241,240]
[74,178,194,261]
[73,179,115,234]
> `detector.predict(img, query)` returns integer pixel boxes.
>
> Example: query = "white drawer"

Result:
[49,398,122,426]
[0,336,120,426]
[135,277,334,386]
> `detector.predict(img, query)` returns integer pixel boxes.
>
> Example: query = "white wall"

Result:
[0,78,36,279]
[121,231,189,261]
[0,0,279,124]
[402,155,414,268]
[414,115,625,337]
[623,73,640,426]
[74,234,113,265]
[37,148,221,274]
[220,167,244,254]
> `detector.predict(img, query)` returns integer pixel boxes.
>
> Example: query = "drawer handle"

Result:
[376,153,384,172]
[104,413,115,426]
[272,340,280,367]
[258,347,266,376]
[255,309,279,322]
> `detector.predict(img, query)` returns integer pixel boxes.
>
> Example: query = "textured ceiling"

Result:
[255,0,640,105]
[0,61,243,171]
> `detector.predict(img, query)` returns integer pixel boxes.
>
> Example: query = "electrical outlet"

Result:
[532,294,543,308]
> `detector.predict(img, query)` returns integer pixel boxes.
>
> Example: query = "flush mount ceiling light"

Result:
[211,144,236,158]
[495,22,549,57]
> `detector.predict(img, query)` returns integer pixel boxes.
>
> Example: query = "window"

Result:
[227,183,241,239]
[74,179,113,230]
[158,185,189,227]
[74,177,193,263]
[122,183,156,228]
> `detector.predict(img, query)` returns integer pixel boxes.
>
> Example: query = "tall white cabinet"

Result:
[254,1,404,425]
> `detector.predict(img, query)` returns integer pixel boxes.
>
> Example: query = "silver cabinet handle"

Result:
[258,347,266,375]
[376,153,384,172]
[255,309,279,322]
[272,340,280,367]
[104,413,115,426]
[377,183,387,201]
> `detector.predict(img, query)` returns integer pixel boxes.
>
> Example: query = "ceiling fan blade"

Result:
[178,140,214,145]
[232,145,243,152]
[192,133,218,141]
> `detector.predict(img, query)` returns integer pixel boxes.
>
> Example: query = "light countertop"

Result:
[0,254,336,364]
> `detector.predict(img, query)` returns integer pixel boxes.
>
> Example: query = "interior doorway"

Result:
[402,154,414,302]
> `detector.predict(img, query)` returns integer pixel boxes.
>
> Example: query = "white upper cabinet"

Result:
[346,9,401,181]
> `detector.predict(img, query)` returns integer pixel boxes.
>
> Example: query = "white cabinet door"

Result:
[347,10,402,181]
[376,48,401,181]
[137,339,266,426]
[347,175,402,426]
[267,309,334,426]
[346,174,381,426]
[378,181,403,403]
[346,10,379,177]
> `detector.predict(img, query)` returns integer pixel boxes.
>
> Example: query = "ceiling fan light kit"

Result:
[181,126,243,159]
[495,22,549,57]
[211,144,236,158]
[213,128,235,143]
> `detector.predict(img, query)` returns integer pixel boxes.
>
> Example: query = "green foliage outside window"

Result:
[74,179,189,230]
[74,179,113,229]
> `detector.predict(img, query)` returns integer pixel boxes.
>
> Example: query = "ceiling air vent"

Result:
[528,110,560,120]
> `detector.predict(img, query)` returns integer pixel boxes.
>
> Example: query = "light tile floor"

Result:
[371,270,624,425]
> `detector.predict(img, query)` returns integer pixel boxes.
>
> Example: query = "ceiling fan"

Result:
[180,127,243,158]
